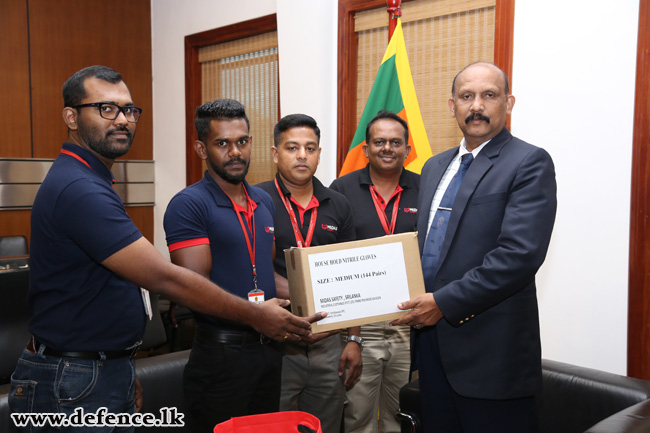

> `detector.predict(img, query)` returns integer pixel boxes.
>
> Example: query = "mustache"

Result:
[465,113,490,124]
[224,157,248,166]
[107,127,132,138]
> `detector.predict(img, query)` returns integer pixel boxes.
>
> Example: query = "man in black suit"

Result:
[391,62,557,433]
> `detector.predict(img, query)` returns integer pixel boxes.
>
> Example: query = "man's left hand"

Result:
[339,341,363,388]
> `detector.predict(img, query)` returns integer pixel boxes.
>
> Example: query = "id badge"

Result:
[248,288,265,304]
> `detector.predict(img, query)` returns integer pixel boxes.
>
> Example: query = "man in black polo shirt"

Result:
[330,110,420,433]
[257,114,362,433]
[9,66,321,433]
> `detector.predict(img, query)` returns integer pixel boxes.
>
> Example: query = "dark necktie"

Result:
[421,153,474,284]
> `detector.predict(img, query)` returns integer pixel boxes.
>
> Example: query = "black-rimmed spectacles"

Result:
[73,103,143,123]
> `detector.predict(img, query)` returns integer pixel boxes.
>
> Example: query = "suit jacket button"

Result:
[459,320,464,324]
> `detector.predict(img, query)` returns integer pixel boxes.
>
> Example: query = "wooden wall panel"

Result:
[0,0,154,243]
[0,0,31,158]
[28,0,153,161]
[125,207,154,243]
[0,207,153,254]
[0,210,32,247]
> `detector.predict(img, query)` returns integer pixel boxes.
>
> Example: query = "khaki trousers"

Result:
[281,334,345,433]
[344,322,411,433]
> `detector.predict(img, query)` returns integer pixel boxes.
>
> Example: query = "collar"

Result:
[202,170,260,208]
[459,137,490,159]
[60,142,115,184]
[458,127,513,161]
[358,163,418,190]
[230,185,258,216]
[274,173,332,202]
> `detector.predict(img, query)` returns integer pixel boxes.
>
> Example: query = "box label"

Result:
[308,242,409,325]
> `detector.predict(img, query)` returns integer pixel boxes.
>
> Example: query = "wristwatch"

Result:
[345,335,365,348]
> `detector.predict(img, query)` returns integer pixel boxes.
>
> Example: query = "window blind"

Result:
[355,0,495,156]
[198,32,279,184]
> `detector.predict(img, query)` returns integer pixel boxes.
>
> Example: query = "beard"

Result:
[209,157,250,185]
[78,119,134,159]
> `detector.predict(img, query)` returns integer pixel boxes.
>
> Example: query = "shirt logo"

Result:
[404,207,418,214]
[321,224,338,232]
[265,226,274,233]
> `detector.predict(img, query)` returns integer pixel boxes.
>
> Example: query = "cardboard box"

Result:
[284,232,425,333]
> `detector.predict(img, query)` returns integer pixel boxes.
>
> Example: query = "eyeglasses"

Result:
[73,102,143,123]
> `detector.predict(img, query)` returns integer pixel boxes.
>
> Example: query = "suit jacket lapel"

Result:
[436,127,512,269]
[418,150,457,251]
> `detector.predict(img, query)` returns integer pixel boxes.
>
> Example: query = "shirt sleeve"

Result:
[163,191,211,251]
[257,188,276,220]
[338,196,357,243]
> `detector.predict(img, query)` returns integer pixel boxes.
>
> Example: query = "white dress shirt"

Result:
[425,138,490,238]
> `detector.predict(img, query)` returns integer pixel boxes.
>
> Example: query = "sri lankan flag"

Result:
[339,18,432,176]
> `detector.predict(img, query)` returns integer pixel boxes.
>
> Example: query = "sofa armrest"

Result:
[135,350,191,432]
[0,383,18,433]
[584,399,650,433]
[540,360,650,433]
[396,379,420,433]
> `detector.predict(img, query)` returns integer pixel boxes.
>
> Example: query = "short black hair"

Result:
[195,99,250,143]
[365,110,409,145]
[62,65,124,107]
[451,62,510,96]
[273,114,320,147]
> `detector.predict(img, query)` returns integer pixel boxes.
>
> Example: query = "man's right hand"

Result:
[250,298,327,342]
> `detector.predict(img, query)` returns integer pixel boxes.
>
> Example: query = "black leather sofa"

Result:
[397,359,650,433]
[0,258,30,386]
[0,350,192,433]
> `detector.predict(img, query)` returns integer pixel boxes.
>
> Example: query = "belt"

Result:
[26,336,141,360]
[196,326,270,345]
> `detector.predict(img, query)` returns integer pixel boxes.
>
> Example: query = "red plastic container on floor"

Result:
[213,411,322,433]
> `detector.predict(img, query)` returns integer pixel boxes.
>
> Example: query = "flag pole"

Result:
[387,0,402,40]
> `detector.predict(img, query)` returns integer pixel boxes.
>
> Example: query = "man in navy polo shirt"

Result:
[9,66,320,433]
[256,114,363,433]
[164,99,296,431]
[330,110,420,433]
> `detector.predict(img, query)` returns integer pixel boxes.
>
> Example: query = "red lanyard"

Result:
[60,149,116,184]
[369,185,402,235]
[227,186,258,289]
[275,178,318,248]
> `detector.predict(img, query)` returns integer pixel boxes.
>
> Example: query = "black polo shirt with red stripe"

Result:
[29,142,145,351]
[329,164,420,241]
[256,174,356,278]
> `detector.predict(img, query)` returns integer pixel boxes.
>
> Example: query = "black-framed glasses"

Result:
[73,102,143,123]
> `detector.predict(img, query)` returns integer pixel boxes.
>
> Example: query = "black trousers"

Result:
[183,328,283,433]
[417,327,539,433]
